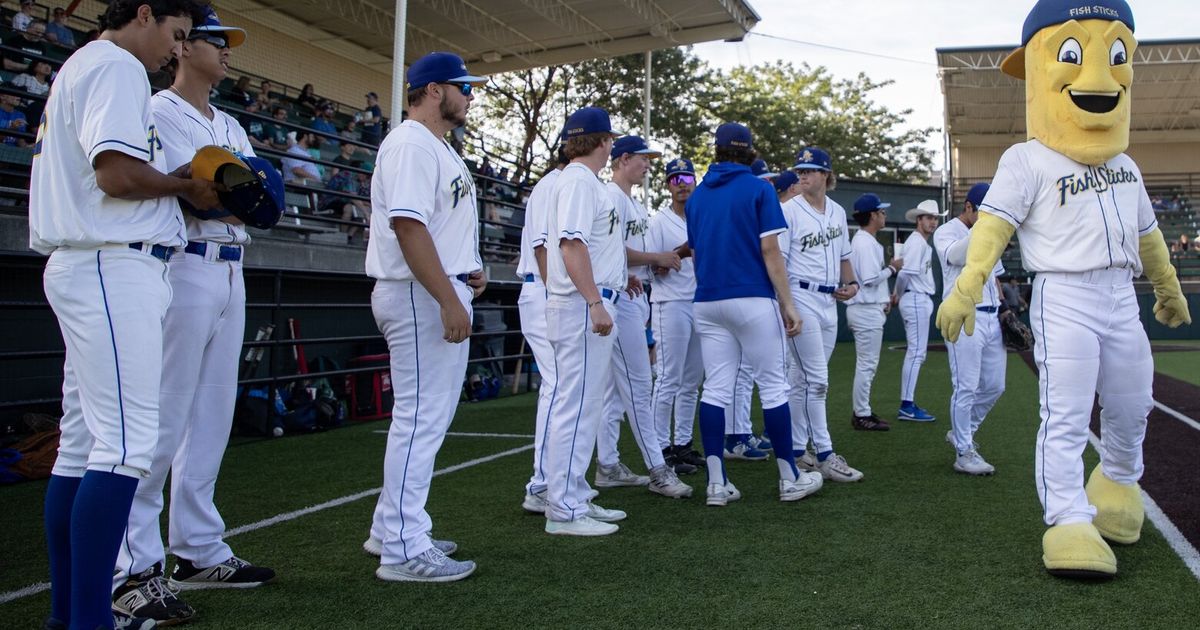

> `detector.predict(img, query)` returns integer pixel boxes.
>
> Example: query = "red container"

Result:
[346,354,392,421]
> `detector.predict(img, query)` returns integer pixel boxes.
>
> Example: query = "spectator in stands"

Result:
[332,140,358,169]
[257,79,277,108]
[264,105,290,150]
[45,8,75,48]
[339,118,360,144]
[295,83,320,117]
[1178,234,1191,254]
[479,156,495,178]
[320,159,369,241]
[282,130,322,185]
[227,75,254,106]
[12,58,50,124]
[1001,277,1028,314]
[0,93,29,147]
[3,20,47,72]
[241,100,269,149]
[12,0,35,32]
[358,91,382,145]
[311,100,337,138]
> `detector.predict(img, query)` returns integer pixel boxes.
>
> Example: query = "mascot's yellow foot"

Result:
[1042,523,1117,579]
[1086,466,1144,544]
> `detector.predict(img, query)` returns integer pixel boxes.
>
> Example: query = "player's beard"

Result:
[440,93,467,128]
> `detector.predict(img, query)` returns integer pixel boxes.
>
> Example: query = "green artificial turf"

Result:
[2,344,1197,629]
[1152,348,1200,386]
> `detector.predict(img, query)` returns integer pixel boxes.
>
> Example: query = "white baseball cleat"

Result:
[780,471,824,501]
[545,515,619,536]
[594,462,650,488]
[375,547,475,583]
[795,450,818,472]
[954,449,996,476]
[363,535,457,557]
[818,453,864,483]
[647,464,693,498]
[521,490,548,514]
[705,481,742,507]
[585,502,627,522]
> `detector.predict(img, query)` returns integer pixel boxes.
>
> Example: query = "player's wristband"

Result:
[846,281,859,287]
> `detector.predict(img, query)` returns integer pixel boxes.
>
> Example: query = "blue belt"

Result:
[184,241,242,262]
[129,242,173,261]
[454,273,471,283]
[976,305,998,313]
[600,287,621,304]
[798,280,836,294]
[524,273,535,283]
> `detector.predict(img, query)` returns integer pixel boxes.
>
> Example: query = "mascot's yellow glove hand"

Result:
[1140,228,1192,328]
[936,213,1015,342]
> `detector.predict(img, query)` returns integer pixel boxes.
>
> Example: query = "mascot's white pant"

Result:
[845,303,887,417]
[787,290,838,454]
[650,300,703,449]
[946,310,1005,453]
[1031,269,1152,526]
[518,279,556,496]
[369,279,472,565]
[899,292,933,402]
[543,294,617,522]
[597,293,666,470]
[117,251,245,585]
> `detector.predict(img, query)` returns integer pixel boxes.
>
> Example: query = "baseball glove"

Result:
[1000,310,1034,352]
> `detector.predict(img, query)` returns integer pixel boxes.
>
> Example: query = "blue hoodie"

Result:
[685,162,788,302]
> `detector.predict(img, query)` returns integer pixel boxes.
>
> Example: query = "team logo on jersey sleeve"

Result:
[147,125,163,162]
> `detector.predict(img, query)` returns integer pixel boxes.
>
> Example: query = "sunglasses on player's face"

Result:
[190,35,229,50]
[441,82,473,96]
[668,174,695,187]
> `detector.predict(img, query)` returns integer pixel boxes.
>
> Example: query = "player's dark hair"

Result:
[555,144,569,166]
[99,0,206,32]
[714,145,757,166]
[564,133,611,160]
[852,211,874,228]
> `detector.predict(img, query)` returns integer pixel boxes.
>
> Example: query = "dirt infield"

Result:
[1016,351,1200,550]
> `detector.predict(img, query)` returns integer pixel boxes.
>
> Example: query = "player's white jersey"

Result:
[366,120,481,281]
[846,230,890,305]
[646,208,694,302]
[982,139,1157,275]
[608,182,652,282]
[933,217,1004,307]
[898,231,936,295]
[779,195,851,285]
[545,162,625,297]
[152,90,256,245]
[515,168,561,280]
[29,40,185,254]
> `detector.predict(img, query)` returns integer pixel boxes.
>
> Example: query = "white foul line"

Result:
[372,430,536,439]
[1087,431,1200,582]
[1154,400,1200,433]
[0,443,533,606]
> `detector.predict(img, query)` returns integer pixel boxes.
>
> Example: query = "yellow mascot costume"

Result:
[936,0,1191,579]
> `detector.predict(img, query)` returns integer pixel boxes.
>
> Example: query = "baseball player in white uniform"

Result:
[541,106,628,536]
[932,183,1005,476]
[362,52,486,582]
[685,123,822,506]
[647,158,704,474]
[894,200,943,422]
[779,147,864,483]
[517,144,567,514]
[846,193,902,431]
[594,136,692,498]
[112,13,274,625]
[30,3,217,628]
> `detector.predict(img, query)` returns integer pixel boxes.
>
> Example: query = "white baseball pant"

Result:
[518,279,555,496]
[543,294,617,522]
[845,302,887,417]
[723,361,754,436]
[899,292,933,402]
[117,250,245,585]
[696,298,789,410]
[945,310,1006,453]
[650,299,703,448]
[1031,269,1152,526]
[787,291,838,454]
[45,247,171,480]
[597,294,665,470]
[369,279,472,565]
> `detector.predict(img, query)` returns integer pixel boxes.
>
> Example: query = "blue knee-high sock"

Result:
[762,403,799,478]
[44,474,82,626]
[698,402,727,484]
[70,470,138,630]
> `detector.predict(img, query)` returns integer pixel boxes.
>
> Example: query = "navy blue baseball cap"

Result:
[793,147,832,172]
[966,182,991,209]
[715,123,752,149]
[563,107,619,139]
[189,147,285,229]
[406,52,486,91]
[191,6,245,48]
[773,171,799,193]
[611,135,662,160]
[1001,0,1134,79]
[751,159,778,180]
[664,157,694,176]
[853,193,891,213]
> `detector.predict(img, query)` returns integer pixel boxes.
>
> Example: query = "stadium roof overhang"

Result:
[937,39,1200,148]
[218,0,760,75]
